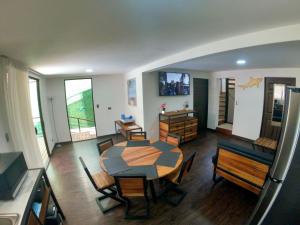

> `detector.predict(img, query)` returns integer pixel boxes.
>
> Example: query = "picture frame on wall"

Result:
[127,78,137,106]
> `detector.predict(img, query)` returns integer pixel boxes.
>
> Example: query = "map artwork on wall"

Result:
[238,77,263,90]
[127,78,137,106]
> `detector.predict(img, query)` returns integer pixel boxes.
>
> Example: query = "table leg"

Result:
[149,180,157,203]
[115,121,118,140]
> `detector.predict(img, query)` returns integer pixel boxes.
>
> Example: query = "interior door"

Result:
[193,78,208,131]
[260,77,296,140]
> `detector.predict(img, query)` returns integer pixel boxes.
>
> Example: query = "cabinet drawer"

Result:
[159,130,168,137]
[169,122,184,131]
[185,120,198,127]
[159,122,169,131]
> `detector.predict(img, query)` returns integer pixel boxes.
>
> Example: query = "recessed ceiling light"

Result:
[236,59,246,65]
[86,68,93,73]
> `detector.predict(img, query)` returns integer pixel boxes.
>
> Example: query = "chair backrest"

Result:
[114,175,148,198]
[97,138,113,155]
[129,131,147,141]
[177,152,196,184]
[79,157,99,191]
[166,133,181,146]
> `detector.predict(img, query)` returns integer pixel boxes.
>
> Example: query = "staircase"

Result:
[228,79,236,89]
[218,92,226,125]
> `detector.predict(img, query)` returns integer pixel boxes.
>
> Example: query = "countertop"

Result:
[0,169,42,225]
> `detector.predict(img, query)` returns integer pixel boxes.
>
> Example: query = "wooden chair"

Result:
[166,133,181,146]
[114,175,150,219]
[97,138,113,155]
[160,152,196,206]
[79,157,123,213]
[129,131,147,141]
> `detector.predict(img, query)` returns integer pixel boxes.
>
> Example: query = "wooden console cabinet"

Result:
[159,110,198,143]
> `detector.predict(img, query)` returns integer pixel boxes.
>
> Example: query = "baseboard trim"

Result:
[55,140,72,145]
[216,127,232,135]
[97,133,119,138]
[231,134,254,143]
[206,128,217,132]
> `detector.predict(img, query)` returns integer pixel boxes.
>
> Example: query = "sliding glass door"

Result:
[29,78,50,166]
[65,79,97,142]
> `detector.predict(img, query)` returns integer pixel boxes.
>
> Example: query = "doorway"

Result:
[193,78,208,131]
[217,78,235,135]
[29,77,50,167]
[260,77,296,140]
[65,79,97,142]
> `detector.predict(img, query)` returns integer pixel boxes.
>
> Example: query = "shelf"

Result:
[160,109,195,116]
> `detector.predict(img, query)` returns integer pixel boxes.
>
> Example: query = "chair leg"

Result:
[123,198,150,220]
[149,180,157,203]
[96,189,124,214]
[160,183,187,207]
[213,169,223,184]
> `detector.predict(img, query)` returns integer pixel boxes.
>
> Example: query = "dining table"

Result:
[99,140,183,202]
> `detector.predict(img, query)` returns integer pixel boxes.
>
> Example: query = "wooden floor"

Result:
[47,131,258,225]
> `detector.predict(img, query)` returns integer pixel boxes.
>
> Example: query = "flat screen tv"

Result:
[159,72,190,96]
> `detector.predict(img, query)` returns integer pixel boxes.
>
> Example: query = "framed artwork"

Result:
[127,78,137,106]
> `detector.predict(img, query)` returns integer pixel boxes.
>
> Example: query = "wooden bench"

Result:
[212,140,274,195]
[254,137,278,151]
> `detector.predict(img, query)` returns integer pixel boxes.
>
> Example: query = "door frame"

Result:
[193,78,209,131]
[225,78,235,124]
[64,78,98,142]
[29,76,51,157]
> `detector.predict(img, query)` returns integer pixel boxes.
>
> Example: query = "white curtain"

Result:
[1,57,43,169]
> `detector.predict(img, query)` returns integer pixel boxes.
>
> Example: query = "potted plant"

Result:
[160,103,167,114]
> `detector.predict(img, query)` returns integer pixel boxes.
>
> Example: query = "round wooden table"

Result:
[99,140,183,201]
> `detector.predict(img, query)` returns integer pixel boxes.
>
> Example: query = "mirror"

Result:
[271,84,285,127]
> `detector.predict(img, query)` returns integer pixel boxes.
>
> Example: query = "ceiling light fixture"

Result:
[236,59,246,65]
[86,68,93,73]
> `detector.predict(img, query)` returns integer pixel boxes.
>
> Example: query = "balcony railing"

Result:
[68,116,95,133]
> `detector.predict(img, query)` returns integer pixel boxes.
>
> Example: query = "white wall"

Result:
[46,74,125,142]
[208,68,300,140]
[142,69,210,141]
[92,75,125,136]
[46,78,71,143]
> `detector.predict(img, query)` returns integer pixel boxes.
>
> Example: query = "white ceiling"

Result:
[1,0,300,75]
[165,41,300,71]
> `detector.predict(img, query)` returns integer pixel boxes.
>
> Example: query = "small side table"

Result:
[114,120,142,140]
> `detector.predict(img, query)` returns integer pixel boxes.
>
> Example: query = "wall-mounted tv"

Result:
[159,72,190,96]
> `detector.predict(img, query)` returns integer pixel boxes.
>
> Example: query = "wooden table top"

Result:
[115,120,142,131]
[99,140,183,180]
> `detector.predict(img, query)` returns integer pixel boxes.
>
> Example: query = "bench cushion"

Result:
[217,139,274,165]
